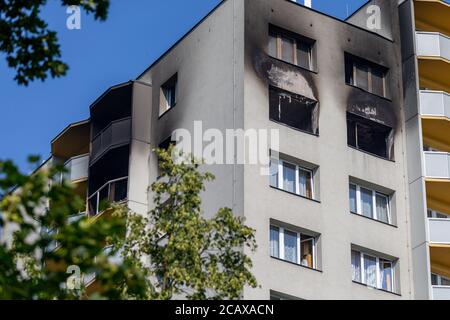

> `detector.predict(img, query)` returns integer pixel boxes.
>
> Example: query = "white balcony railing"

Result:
[424,151,450,179]
[432,286,450,300]
[88,177,128,216]
[420,90,450,119]
[91,117,131,163]
[63,154,89,182]
[428,218,450,244]
[416,31,450,61]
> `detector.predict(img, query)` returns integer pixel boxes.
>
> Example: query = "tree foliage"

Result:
[122,147,258,299]
[0,0,110,85]
[0,149,257,300]
[0,157,147,299]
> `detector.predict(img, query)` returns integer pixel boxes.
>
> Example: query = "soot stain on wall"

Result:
[346,88,398,130]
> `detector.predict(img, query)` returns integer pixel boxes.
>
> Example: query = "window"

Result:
[351,249,395,293]
[269,26,314,70]
[349,183,391,224]
[428,209,449,219]
[345,54,388,97]
[269,86,318,135]
[270,158,314,199]
[270,224,317,269]
[431,273,450,286]
[347,112,393,159]
[160,74,177,115]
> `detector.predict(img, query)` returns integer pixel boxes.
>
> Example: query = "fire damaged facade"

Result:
[11,0,450,299]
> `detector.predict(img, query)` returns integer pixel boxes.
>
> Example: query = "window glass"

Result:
[283,162,296,194]
[284,230,298,263]
[372,68,385,97]
[269,32,277,58]
[376,194,389,223]
[297,41,311,69]
[361,188,374,219]
[298,168,312,198]
[355,63,369,91]
[269,160,279,188]
[431,273,439,286]
[270,226,280,258]
[351,250,361,282]
[363,255,377,287]
[281,36,295,64]
[442,277,450,286]
[349,184,357,213]
[379,259,393,291]
[300,235,314,268]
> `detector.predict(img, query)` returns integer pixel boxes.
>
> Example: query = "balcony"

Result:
[416,32,450,92]
[62,154,89,182]
[432,285,450,300]
[414,0,450,36]
[428,218,450,244]
[88,177,128,216]
[417,32,450,61]
[91,117,131,164]
[420,90,450,119]
[424,152,450,179]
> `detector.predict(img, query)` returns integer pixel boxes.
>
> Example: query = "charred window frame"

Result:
[268,25,316,71]
[345,54,388,98]
[160,73,177,116]
[269,86,319,136]
[157,136,175,176]
[347,112,394,160]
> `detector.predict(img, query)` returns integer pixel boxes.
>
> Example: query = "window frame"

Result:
[270,158,315,200]
[269,27,314,71]
[431,273,450,286]
[352,249,395,293]
[346,55,388,98]
[349,183,391,225]
[159,74,178,116]
[270,224,317,270]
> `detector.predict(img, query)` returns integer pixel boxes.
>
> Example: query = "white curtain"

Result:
[351,250,361,282]
[364,255,377,287]
[376,194,389,223]
[284,230,297,263]
[270,226,279,258]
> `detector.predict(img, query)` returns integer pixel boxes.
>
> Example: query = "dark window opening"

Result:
[345,54,388,98]
[160,74,177,115]
[347,112,393,160]
[269,25,315,71]
[269,87,319,135]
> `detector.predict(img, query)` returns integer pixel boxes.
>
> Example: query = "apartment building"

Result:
[399,0,450,300]
[11,0,450,299]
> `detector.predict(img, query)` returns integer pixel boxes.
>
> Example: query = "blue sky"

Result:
[0,0,372,172]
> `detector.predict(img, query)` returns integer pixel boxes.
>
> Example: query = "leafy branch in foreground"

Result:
[0,0,110,85]
[121,146,258,300]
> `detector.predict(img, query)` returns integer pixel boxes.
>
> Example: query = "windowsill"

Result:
[346,83,392,101]
[352,280,401,296]
[267,55,318,74]
[270,119,319,137]
[158,103,177,120]
[350,212,398,228]
[271,256,322,273]
[270,185,321,204]
[348,145,395,163]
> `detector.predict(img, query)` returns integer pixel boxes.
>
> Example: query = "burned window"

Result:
[347,112,393,160]
[160,73,177,116]
[269,87,319,135]
[345,54,388,98]
[269,25,315,71]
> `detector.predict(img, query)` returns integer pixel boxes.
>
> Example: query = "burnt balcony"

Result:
[90,117,131,164]
[88,177,128,217]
